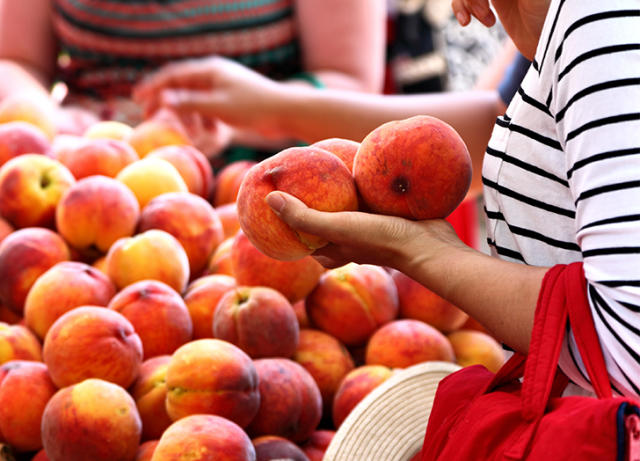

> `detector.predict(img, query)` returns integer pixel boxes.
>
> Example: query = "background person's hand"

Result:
[451,0,550,59]
[265,191,468,273]
[149,107,233,159]
[133,56,284,140]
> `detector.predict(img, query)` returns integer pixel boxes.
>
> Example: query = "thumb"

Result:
[265,191,352,243]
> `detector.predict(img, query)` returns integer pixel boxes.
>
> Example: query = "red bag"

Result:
[419,262,640,461]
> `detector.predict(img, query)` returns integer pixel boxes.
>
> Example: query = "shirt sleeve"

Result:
[550,0,640,396]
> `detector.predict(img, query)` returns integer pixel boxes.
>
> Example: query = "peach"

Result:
[293,299,311,329]
[311,138,359,173]
[0,228,70,314]
[105,229,190,293]
[460,315,490,334]
[108,280,193,359]
[56,138,139,179]
[236,146,358,260]
[56,175,140,256]
[138,192,224,278]
[0,217,11,244]
[216,202,241,239]
[136,440,159,461]
[41,378,142,461]
[24,261,116,339]
[147,145,214,199]
[292,329,355,414]
[0,304,21,325]
[213,286,299,359]
[248,358,322,442]
[183,274,237,339]
[165,339,259,428]
[447,329,506,373]
[252,436,309,461]
[0,361,57,452]
[116,157,189,209]
[213,160,256,206]
[354,115,471,219]
[205,237,234,276]
[0,121,51,167]
[231,230,324,303]
[84,120,134,141]
[301,430,335,461]
[32,449,51,461]
[43,306,143,388]
[130,356,173,440]
[365,319,455,369]
[0,323,42,365]
[391,269,468,333]
[151,414,255,461]
[0,95,56,139]
[0,154,75,228]
[92,255,108,274]
[332,365,393,428]
[51,133,86,160]
[127,118,191,158]
[306,263,399,346]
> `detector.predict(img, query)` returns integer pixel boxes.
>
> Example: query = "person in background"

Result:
[148,0,640,398]
[0,0,387,159]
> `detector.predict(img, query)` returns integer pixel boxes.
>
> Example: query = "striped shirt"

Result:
[52,0,302,100]
[483,0,640,396]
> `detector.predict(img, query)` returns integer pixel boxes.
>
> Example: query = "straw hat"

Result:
[323,361,461,461]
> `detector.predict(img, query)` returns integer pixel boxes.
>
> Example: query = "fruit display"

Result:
[0,106,505,461]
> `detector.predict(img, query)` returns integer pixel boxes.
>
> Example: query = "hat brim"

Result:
[323,361,461,461]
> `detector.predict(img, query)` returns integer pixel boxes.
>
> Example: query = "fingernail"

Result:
[456,11,469,25]
[266,192,285,214]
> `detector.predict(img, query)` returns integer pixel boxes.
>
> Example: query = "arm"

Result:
[265,192,547,354]
[0,0,56,100]
[293,0,386,93]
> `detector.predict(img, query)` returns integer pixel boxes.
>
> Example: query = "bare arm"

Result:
[293,0,386,93]
[0,0,56,100]
[265,192,548,354]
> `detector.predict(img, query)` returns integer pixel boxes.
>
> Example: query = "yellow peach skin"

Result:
[105,229,190,293]
[151,414,256,461]
[0,360,57,452]
[147,145,214,199]
[24,261,116,340]
[41,378,142,461]
[0,95,56,140]
[0,154,75,229]
[0,322,42,366]
[165,339,260,428]
[116,157,188,209]
[127,118,191,158]
[130,356,173,441]
[138,192,224,278]
[447,329,506,373]
[0,227,71,314]
[42,306,143,388]
[84,120,134,141]
[236,146,358,261]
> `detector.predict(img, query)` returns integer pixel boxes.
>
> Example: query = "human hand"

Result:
[149,107,234,159]
[451,0,551,59]
[133,56,284,139]
[265,191,466,272]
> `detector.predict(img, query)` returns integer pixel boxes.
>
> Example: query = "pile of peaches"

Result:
[0,95,505,461]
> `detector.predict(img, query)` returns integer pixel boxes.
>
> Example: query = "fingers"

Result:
[266,192,349,243]
[159,88,222,118]
[451,0,496,27]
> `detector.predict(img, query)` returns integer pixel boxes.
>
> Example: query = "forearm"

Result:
[0,59,53,102]
[397,234,548,354]
[274,88,500,192]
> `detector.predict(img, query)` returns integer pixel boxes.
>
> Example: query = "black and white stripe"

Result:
[482,0,640,397]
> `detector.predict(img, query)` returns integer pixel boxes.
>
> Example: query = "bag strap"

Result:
[521,264,570,420]
[563,262,613,398]
[522,262,613,420]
